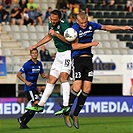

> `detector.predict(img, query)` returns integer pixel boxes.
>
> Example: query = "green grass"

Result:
[0,117,133,133]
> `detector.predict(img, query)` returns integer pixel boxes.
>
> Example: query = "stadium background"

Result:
[0,0,133,119]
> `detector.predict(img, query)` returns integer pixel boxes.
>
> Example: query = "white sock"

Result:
[38,83,55,106]
[61,82,70,106]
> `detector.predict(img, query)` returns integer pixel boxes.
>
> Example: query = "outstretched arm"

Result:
[30,34,52,50]
[101,25,133,31]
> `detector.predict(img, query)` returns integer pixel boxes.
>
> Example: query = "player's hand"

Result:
[25,81,33,86]
[92,41,99,46]
[49,29,56,36]
[44,74,48,78]
[121,26,133,30]
[29,45,36,50]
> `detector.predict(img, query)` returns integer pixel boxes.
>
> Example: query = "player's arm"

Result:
[30,34,52,50]
[17,71,32,86]
[101,25,133,31]
[72,39,99,50]
[49,29,70,44]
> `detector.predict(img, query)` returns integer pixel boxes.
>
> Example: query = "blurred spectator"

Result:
[27,6,37,25]
[67,0,76,11]
[0,3,10,24]
[126,0,133,12]
[103,0,115,5]
[39,45,53,61]
[67,13,76,26]
[11,5,21,25]
[51,52,56,61]
[27,0,38,10]
[77,0,89,14]
[43,6,52,23]
[10,0,20,10]
[73,1,80,15]
[56,0,69,10]
[19,0,27,12]
[27,0,43,25]
[2,0,11,9]
[20,7,33,25]
[61,7,69,20]
[36,7,43,25]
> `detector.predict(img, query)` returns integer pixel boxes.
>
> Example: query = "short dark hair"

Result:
[50,10,62,19]
[30,48,38,53]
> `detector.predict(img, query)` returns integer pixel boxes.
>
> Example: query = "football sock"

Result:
[20,110,30,121]
[24,110,35,124]
[61,81,70,106]
[73,91,88,116]
[38,83,55,106]
[64,89,78,115]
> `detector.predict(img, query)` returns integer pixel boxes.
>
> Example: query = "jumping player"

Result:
[26,10,72,127]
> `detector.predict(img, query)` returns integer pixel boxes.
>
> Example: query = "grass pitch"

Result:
[0,117,133,133]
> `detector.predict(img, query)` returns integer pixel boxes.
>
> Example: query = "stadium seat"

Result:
[104,49,112,54]
[126,12,133,18]
[113,19,120,25]
[108,34,117,40]
[102,41,111,48]
[27,25,36,32]
[37,33,45,41]
[28,33,37,41]
[120,20,127,26]
[12,56,21,65]
[93,34,101,40]
[29,41,37,46]
[11,33,21,40]
[118,12,126,18]
[40,3,48,10]
[3,48,11,56]
[35,25,44,32]
[94,5,102,10]
[19,25,28,32]
[2,25,11,32]
[11,25,19,32]
[95,12,103,18]
[128,20,133,26]
[119,49,128,55]
[95,49,104,54]
[104,12,111,18]
[104,19,112,25]
[20,33,29,40]
[101,34,109,40]
[112,49,120,54]
[21,41,30,48]
[110,41,119,48]
[98,19,104,24]
[111,12,118,18]
[118,42,126,48]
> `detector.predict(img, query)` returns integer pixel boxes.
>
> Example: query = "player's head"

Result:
[76,11,88,29]
[30,48,38,59]
[50,10,62,26]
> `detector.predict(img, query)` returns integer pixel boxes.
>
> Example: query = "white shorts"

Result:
[50,50,71,78]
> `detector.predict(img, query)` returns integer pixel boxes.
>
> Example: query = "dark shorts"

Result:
[71,55,93,81]
[25,89,40,102]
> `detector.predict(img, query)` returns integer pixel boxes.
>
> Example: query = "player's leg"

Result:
[18,89,39,128]
[71,57,93,129]
[54,51,71,116]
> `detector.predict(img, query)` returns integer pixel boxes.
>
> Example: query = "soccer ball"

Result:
[64,28,77,42]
